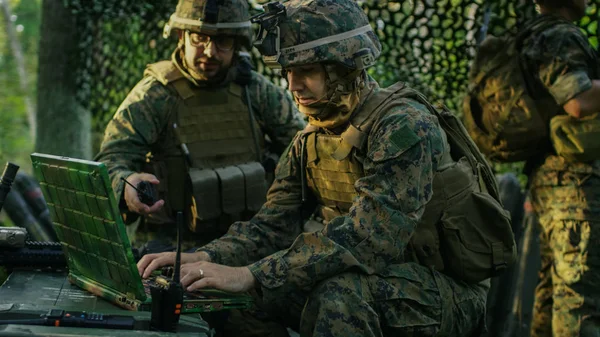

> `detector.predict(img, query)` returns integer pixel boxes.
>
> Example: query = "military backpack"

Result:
[389,85,516,283]
[463,15,569,163]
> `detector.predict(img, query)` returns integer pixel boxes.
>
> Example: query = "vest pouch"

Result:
[410,226,443,270]
[237,162,267,212]
[189,168,221,221]
[214,166,245,215]
[410,155,470,273]
[550,113,600,163]
[439,181,515,284]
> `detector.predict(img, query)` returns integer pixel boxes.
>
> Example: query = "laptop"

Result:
[30,153,253,313]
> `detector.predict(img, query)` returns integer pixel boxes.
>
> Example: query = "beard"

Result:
[187,57,230,82]
[172,46,238,87]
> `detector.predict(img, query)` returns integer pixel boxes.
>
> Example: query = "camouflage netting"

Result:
[63,0,600,153]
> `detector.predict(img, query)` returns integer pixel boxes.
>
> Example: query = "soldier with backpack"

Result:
[464,0,600,336]
[137,0,517,336]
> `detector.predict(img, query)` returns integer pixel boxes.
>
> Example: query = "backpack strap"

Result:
[330,82,406,160]
[352,82,406,128]
[394,87,502,202]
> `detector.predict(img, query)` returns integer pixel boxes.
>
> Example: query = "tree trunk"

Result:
[0,0,36,143]
[35,0,91,159]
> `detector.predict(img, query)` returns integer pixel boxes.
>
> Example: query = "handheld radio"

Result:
[149,211,185,332]
[0,162,19,212]
[120,178,157,206]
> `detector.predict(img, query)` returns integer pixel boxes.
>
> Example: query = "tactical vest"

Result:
[304,129,364,220]
[144,61,267,232]
[303,82,516,284]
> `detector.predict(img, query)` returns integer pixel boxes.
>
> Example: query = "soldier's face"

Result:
[286,64,328,106]
[183,31,235,79]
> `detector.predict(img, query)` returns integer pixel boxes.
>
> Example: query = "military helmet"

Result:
[163,0,253,49]
[252,0,381,69]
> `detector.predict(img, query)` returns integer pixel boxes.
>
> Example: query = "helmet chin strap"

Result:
[298,66,366,129]
[298,48,373,120]
[325,65,364,103]
[296,64,353,117]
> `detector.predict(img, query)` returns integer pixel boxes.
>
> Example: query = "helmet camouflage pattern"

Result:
[163,0,253,49]
[263,0,381,69]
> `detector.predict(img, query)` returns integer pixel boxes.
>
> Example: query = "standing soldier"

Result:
[465,0,600,336]
[523,1,600,336]
[139,0,516,336]
[95,0,305,253]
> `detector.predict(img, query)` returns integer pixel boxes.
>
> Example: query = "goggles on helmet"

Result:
[251,2,287,67]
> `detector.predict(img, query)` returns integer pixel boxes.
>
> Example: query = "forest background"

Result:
[0,0,598,182]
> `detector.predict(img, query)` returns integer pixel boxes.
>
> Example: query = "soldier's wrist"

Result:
[195,251,211,263]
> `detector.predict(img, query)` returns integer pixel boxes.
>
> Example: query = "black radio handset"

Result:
[149,211,185,332]
[0,162,19,213]
[121,177,157,206]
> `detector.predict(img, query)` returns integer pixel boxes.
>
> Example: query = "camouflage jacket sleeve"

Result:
[524,21,597,105]
[94,76,177,205]
[247,71,306,154]
[198,132,306,266]
[201,98,446,292]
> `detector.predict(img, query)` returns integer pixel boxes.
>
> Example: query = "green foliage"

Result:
[4,0,600,178]
[60,0,600,128]
[493,162,528,188]
[0,0,40,172]
[62,0,177,153]
[63,0,159,17]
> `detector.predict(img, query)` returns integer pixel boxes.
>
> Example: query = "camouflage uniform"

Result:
[95,0,305,252]
[198,1,489,336]
[521,15,600,337]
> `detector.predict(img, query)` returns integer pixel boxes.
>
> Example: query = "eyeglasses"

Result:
[186,31,236,52]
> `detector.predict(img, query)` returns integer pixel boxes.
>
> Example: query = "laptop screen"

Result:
[30,153,147,301]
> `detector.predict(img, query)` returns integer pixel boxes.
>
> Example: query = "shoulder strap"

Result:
[234,53,254,86]
[328,82,406,160]
[353,82,406,129]
[171,80,196,100]
[438,107,501,201]
[242,84,262,163]
[345,82,406,145]
[392,87,502,202]
[144,61,186,86]
[228,82,244,97]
